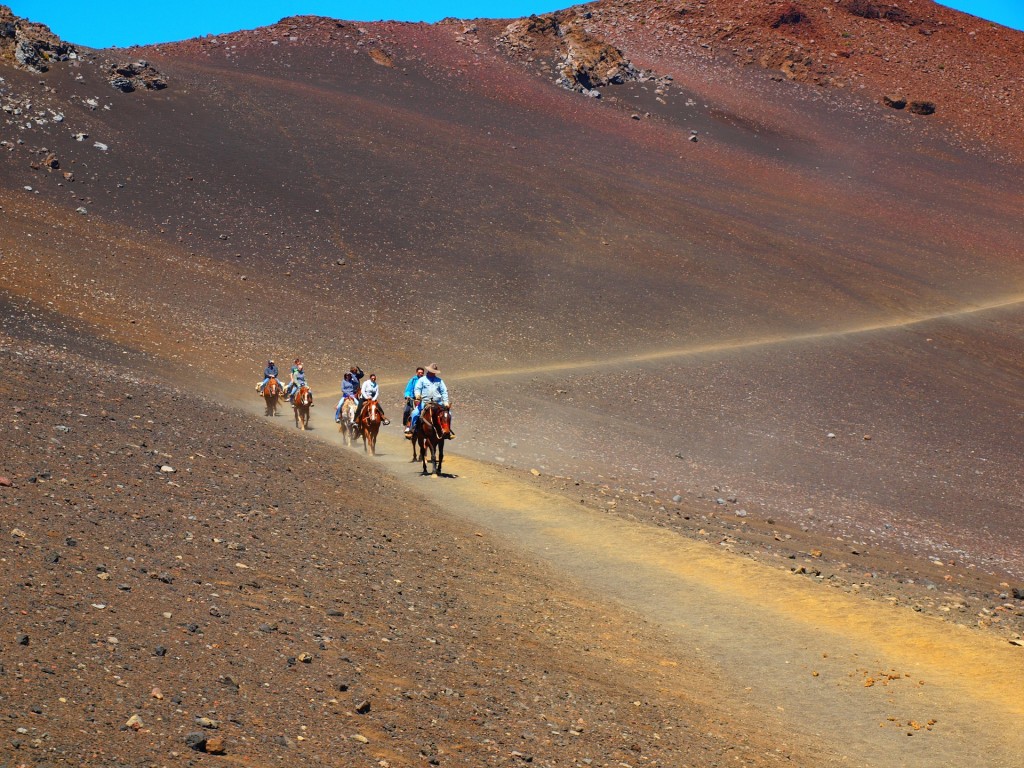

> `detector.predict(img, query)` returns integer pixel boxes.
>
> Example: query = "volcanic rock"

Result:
[0,5,76,72]
[107,59,168,92]
[498,12,643,93]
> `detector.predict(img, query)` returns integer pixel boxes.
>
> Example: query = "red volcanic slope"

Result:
[575,0,1024,158]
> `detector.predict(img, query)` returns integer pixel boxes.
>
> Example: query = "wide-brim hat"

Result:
[425,363,441,375]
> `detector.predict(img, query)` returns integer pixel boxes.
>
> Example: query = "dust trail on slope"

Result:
[442,292,1024,384]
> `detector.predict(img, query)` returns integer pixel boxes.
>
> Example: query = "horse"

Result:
[292,385,313,430]
[357,398,384,455]
[412,402,451,475]
[262,376,283,417]
[339,397,359,447]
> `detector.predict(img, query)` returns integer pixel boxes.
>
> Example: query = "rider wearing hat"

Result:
[258,359,279,395]
[405,363,453,439]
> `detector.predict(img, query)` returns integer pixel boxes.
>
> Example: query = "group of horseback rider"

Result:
[259,359,453,439]
[258,358,311,405]
[403,363,453,439]
[332,365,390,427]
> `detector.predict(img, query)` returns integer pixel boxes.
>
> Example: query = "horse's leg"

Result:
[437,440,444,476]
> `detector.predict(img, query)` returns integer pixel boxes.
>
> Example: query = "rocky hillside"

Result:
[0,5,77,72]
[563,0,1023,155]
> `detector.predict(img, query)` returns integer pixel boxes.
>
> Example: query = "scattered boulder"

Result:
[368,48,393,67]
[843,0,920,25]
[497,12,644,94]
[883,95,907,110]
[770,4,810,29]
[107,60,168,92]
[184,732,207,751]
[908,100,936,115]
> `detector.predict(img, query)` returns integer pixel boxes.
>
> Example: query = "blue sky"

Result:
[8,0,1023,48]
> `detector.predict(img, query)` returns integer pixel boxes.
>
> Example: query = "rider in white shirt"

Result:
[353,373,389,425]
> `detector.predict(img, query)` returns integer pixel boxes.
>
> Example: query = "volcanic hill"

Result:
[2,1,1024,766]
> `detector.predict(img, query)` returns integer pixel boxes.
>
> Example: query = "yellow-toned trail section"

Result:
[275,408,1023,767]
[439,292,1024,384]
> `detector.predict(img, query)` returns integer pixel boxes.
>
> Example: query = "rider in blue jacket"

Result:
[402,366,425,428]
[335,371,360,422]
[285,359,307,402]
[258,360,279,394]
[406,363,454,439]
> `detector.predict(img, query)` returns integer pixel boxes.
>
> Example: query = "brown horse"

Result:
[339,397,359,446]
[292,385,313,430]
[357,398,384,455]
[412,403,451,475]
[262,376,283,417]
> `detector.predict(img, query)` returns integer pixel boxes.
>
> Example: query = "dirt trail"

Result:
[241,395,1024,768]
[427,292,1024,385]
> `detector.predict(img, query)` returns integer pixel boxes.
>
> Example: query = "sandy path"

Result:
[248,401,1024,767]
[429,292,1024,385]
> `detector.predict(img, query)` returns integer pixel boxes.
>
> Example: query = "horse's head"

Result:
[437,406,452,436]
[298,386,311,405]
